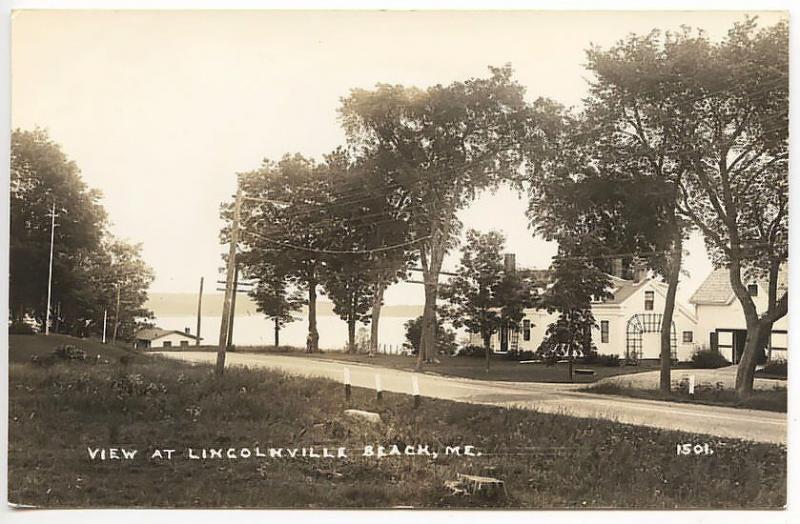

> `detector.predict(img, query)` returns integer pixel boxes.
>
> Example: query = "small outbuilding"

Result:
[134,327,201,349]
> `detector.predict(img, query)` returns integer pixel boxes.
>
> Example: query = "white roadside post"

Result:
[375,374,383,402]
[411,374,420,408]
[689,374,696,399]
[344,367,352,402]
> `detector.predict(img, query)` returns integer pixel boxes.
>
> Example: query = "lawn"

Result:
[8,335,786,509]
[583,382,787,413]
[277,351,672,384]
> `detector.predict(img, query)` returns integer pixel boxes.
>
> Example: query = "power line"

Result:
[241,229,430,255]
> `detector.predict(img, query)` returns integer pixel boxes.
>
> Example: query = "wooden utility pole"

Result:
[226,265,239,350]
[102,309,108,343]
[112,283,121,344]
[196,277,204,346]
[45,201,56,335]
[217,186,241,376]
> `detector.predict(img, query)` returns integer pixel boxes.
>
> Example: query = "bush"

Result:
[597,354,620,367]
[580,351,599,364]
[53,344,88,361]
[9,321,36,335]
[457,345,486,358]
[403,316,458,356]
[690,348,731,369]
[759,359,787,378]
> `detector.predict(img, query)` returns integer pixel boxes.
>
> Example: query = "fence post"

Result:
[689,374,695,399]
[375,374,383,401]
[411,375,420,408]
[344,367,352,402]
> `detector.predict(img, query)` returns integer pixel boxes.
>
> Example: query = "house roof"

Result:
[596,275,650,305]
[690,266,788,305]
[135,328,200,341]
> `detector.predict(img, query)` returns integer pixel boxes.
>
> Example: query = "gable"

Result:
[690,266,788,306]
[595,278,697,323]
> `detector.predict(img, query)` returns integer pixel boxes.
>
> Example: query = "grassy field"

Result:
[583,382,787,413]
[276,351,675,384]
[8,334,140,363]
[8,335,786,509]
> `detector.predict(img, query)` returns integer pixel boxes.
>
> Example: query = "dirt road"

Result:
[157,351,787,445]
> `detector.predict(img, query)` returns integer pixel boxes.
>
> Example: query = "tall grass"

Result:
[9,356,786,509]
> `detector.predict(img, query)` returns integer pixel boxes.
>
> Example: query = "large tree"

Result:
[440,229,536,372]
[340,65,535,370]
[666,19,788,398]
[245,262,305,349]
[578,31,700,392]
[234,154,337,353]
[79,238,155,340]
[10,128,107,325]
[537,237,613,382]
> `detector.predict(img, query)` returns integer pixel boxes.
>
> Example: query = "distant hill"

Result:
[146,293,423,318]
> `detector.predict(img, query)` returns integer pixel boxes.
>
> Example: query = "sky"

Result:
[10,9,788,305]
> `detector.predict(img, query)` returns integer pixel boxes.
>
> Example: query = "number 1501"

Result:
[677,443,714,456]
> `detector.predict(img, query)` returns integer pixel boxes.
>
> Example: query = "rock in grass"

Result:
[446,473,507,498]
[344,409,382,424]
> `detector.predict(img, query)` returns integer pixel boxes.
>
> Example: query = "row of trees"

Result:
[225,18,787,398]
[528,19,788,397]
[10,128,155,340]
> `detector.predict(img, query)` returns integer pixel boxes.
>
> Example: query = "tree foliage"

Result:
[10,128,154,339]
[340,65,538,369]
[440,229,537,370]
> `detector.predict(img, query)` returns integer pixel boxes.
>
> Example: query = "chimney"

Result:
[504,253,516,273]
[184,327,191,335]
[611,258,623,278]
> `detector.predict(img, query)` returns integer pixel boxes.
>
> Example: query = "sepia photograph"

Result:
[4,4,792,514]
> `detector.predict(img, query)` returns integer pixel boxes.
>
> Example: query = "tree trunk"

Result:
[735,321,763,396]
[418,282,438,368]
[274,317,280,349]
[728,259,762,399]
[306,279,319,353]
[483,330,491,373]
[348,317,356,354]
[660,231,682,393]
[369,281,386,357]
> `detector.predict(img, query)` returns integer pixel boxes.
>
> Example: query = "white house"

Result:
[690,268,788,363]
[134,327,201,349]
[472,266,698,362]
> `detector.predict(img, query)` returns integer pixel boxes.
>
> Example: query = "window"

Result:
[162,341,172,347]
[644,291,654,311]
[682,331,693,343]
[180,340,189,347]
[747,284,759,297]
[523,319,531,341]
[600,320,609,343]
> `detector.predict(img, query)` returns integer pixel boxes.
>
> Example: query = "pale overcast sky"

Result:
[11,10,787,304]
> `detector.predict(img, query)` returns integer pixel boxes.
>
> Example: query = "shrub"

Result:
[581,351,599,364]
[690,348,731,369]
[403,316,458,355]
[457,345,486,358]
[759,359,787,378]
[597,354,620,367]
[9,320,36,335]
[53,344,88,361]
